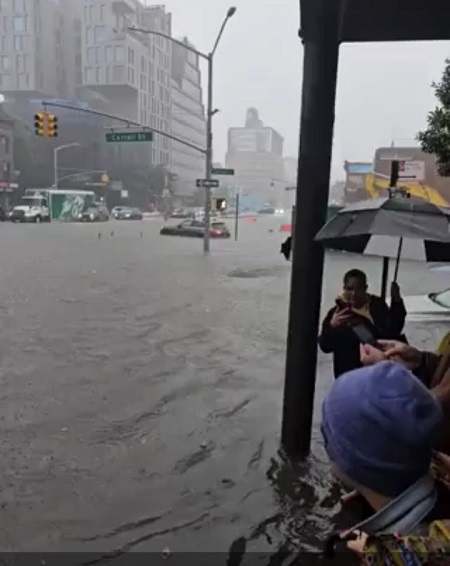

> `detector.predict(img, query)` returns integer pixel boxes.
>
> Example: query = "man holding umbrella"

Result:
[319,269,406,378]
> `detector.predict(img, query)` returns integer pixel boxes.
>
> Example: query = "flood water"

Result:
[0,216,446,560]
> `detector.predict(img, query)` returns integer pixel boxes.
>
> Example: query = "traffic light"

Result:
[47,113,58,137]
[212,198,227,211]
[34,111,46,137]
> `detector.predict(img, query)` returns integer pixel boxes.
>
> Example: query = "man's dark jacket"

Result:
[318,295,407,378]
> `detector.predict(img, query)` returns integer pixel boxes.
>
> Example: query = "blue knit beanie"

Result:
[321,361,443,497]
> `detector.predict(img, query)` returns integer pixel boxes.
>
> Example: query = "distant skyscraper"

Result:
[226,108,285,205]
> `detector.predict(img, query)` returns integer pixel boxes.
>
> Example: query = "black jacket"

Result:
[318,295,407,378]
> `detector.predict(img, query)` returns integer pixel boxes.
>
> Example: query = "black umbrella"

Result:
[315,193,450,296]
[316,195,450,262]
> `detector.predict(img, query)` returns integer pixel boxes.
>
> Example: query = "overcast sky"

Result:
[164,0,450,181]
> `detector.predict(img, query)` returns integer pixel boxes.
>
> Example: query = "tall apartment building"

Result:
[225,108,285,205]
[170,38,205,196]
[0,0,80,99]
[80,0,172,167]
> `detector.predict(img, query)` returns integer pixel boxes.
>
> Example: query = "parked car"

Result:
[171,208,194,219]
[258,206,275,215]
[79,205,109,222]
[160,219,230,238]
[111,206,127,219]
[115,207,143,220]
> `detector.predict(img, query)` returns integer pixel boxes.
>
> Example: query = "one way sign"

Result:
[196,179,219,188]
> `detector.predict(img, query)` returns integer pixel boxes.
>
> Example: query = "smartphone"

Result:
[335,298,350,310]
[352,324,383,350]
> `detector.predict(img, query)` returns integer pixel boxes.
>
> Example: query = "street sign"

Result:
[196,179,219,188]
[105,131,153,143]
[212,167,234,176]
[398,160,425,182]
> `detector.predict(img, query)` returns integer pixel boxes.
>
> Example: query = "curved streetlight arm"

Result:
[211,11,234,57]
[128,27,208,60]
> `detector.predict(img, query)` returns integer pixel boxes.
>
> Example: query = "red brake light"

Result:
[210,229,221,235]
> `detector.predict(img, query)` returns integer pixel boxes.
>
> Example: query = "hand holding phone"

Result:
[352,324,383,350]
[330,307,352,329]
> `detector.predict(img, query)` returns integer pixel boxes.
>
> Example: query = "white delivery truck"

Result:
[10,189,96,223]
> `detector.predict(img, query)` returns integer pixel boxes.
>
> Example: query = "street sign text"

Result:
[212,167,234,176]
[398,160,425,182]
[196,179,219,188]
[105,131,153,143]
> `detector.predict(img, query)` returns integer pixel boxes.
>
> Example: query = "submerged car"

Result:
[115,207,143,220]
[79,205,109,222]
[160,219,230,238]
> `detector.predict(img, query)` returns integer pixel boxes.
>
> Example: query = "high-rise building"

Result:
[170,37,205,197]
[225,108,285,205]
[80,0,172,168]
[0,0,79,99]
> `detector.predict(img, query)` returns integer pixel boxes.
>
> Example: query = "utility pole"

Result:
[129,7,236,255]
[204,56,214,254]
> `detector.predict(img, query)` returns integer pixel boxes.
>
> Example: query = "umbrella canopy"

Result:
[315,196,450,262]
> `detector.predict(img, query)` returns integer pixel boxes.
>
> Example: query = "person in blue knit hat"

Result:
[321,360,448,540]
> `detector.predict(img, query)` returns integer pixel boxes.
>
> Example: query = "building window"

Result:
[105,45,112,63]
[95,67,102,83]
[114,45,125,63]
[16,54,25,72]
[1,56,10,71]
[94,26,106,43]
[112,65,124,82]
[14,0,25,11]
[13,16,26,32]
[127,48,134,64]
[87,47,94,64]
[13,35,23,50]
[86,26,93,44]
[95,47,101,63]
[100,5,105,22]
[85,66,95,83]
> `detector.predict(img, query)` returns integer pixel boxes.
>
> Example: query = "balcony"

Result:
[112,0,137,15]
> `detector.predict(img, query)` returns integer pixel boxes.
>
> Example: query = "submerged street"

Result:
[0,216,446,558]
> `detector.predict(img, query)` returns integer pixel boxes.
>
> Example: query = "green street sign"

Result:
[105,131,153,143]
[212,167,234,176]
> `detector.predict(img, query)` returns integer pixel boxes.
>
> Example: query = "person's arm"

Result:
[388,297,407,336]
[415,350,443,388]
[318,308,338,353]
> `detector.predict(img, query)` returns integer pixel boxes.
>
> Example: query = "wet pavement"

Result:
[0,216,447,558]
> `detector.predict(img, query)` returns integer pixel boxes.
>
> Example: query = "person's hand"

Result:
[391,281,402,302]
[360,344,386,366]
[377,340,421,370]
[347,531,369,556]
[329,308,351,329]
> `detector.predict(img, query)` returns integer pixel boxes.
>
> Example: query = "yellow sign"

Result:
[101,173,109,183]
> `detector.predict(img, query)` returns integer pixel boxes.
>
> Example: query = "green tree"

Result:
[418,58,450,176]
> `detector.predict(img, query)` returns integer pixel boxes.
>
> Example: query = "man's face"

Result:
[344,277,367,307]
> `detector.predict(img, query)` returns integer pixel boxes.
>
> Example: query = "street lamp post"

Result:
[129,6,236,254]
[54,143,81,189]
